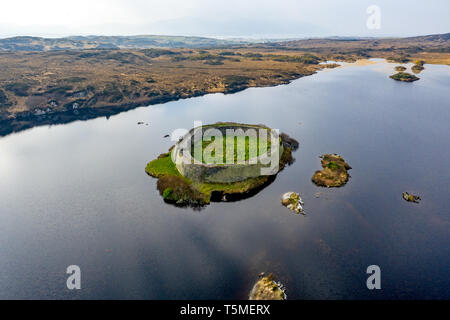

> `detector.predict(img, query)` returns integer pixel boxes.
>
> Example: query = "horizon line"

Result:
[0,32,449,41]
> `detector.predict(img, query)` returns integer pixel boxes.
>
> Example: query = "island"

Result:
[249,274,286,300]
[395,66,407,72]
[281,192,305,214]
[145,123,298,206]
[411,60,425,74]
[312,154,352,187]
[402,192,421,203]
[390,72,420,82]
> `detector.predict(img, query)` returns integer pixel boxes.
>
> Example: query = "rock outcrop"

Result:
[402,192,421,203]
[312,154,351,187]
[390,72,419,82]
[281,192,305,214]
[249,274,286,300]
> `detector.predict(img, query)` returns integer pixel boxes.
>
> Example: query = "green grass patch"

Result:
[162,187,173,199]
[326,161,340,170]
[145,151,277,206]
[145,129,296,207]
[190,135,272,164]
[145,152,181,178]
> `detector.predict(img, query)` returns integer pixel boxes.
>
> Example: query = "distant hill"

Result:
[0,35,246,51]
[402,33,450,42]
[1,33,449,52]
[248,33,450,56]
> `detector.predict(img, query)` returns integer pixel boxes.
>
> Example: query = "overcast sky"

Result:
[0,0,449,38]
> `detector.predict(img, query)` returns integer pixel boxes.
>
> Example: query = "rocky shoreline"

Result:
[0,71,315,137]
[0,91,203,136]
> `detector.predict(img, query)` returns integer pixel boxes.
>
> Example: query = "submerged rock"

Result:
[249,274,286,300]
[281,192,305,214]
[402,192,421,203]
[312,154,351,187]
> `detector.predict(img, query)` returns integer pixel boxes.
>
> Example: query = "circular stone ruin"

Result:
[172,123,284,184]
[145,122,298,207]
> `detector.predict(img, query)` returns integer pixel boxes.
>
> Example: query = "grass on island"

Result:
[190,136,272,164]
[146,151,273,206]
[411,60,425,73]
[145,152,181,178]
[390,72,420,82]
[312,154,352,188]
[146,152,208,205]
[146,145,292,206]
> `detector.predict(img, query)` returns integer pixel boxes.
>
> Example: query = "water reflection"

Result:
[0,60,449,299]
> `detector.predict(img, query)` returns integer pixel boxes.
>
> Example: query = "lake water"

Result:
[0,60,449,299]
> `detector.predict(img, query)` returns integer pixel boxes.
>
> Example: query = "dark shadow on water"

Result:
[210,174,277,203]
[157,175,277,210]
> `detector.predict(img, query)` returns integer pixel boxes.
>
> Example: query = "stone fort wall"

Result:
[172,124,283,183]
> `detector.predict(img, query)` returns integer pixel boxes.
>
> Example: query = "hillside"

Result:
[248,33,450,64]
[0,33,448,136]
[0,35,246,51]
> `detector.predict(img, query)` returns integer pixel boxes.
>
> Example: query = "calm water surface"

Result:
[0,60,449,299]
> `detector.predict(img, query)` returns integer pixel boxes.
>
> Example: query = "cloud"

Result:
[0,0,448,38]
[147,16,327,38]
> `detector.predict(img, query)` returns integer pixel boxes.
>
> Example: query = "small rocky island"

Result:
[411,60,425,74]
[249,274,286,300]
[312,154,352,187]
[395,66,407,72]
[402,192,421,203]
[281,192,305,214]
[146,123,298,206]
[390,72,420,82]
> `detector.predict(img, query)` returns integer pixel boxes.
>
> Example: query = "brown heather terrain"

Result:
[257,33,450,64]
[0,33,449,136]
[0,48,331,135]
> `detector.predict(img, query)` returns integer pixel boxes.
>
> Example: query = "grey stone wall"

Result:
[173,123,284,183]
